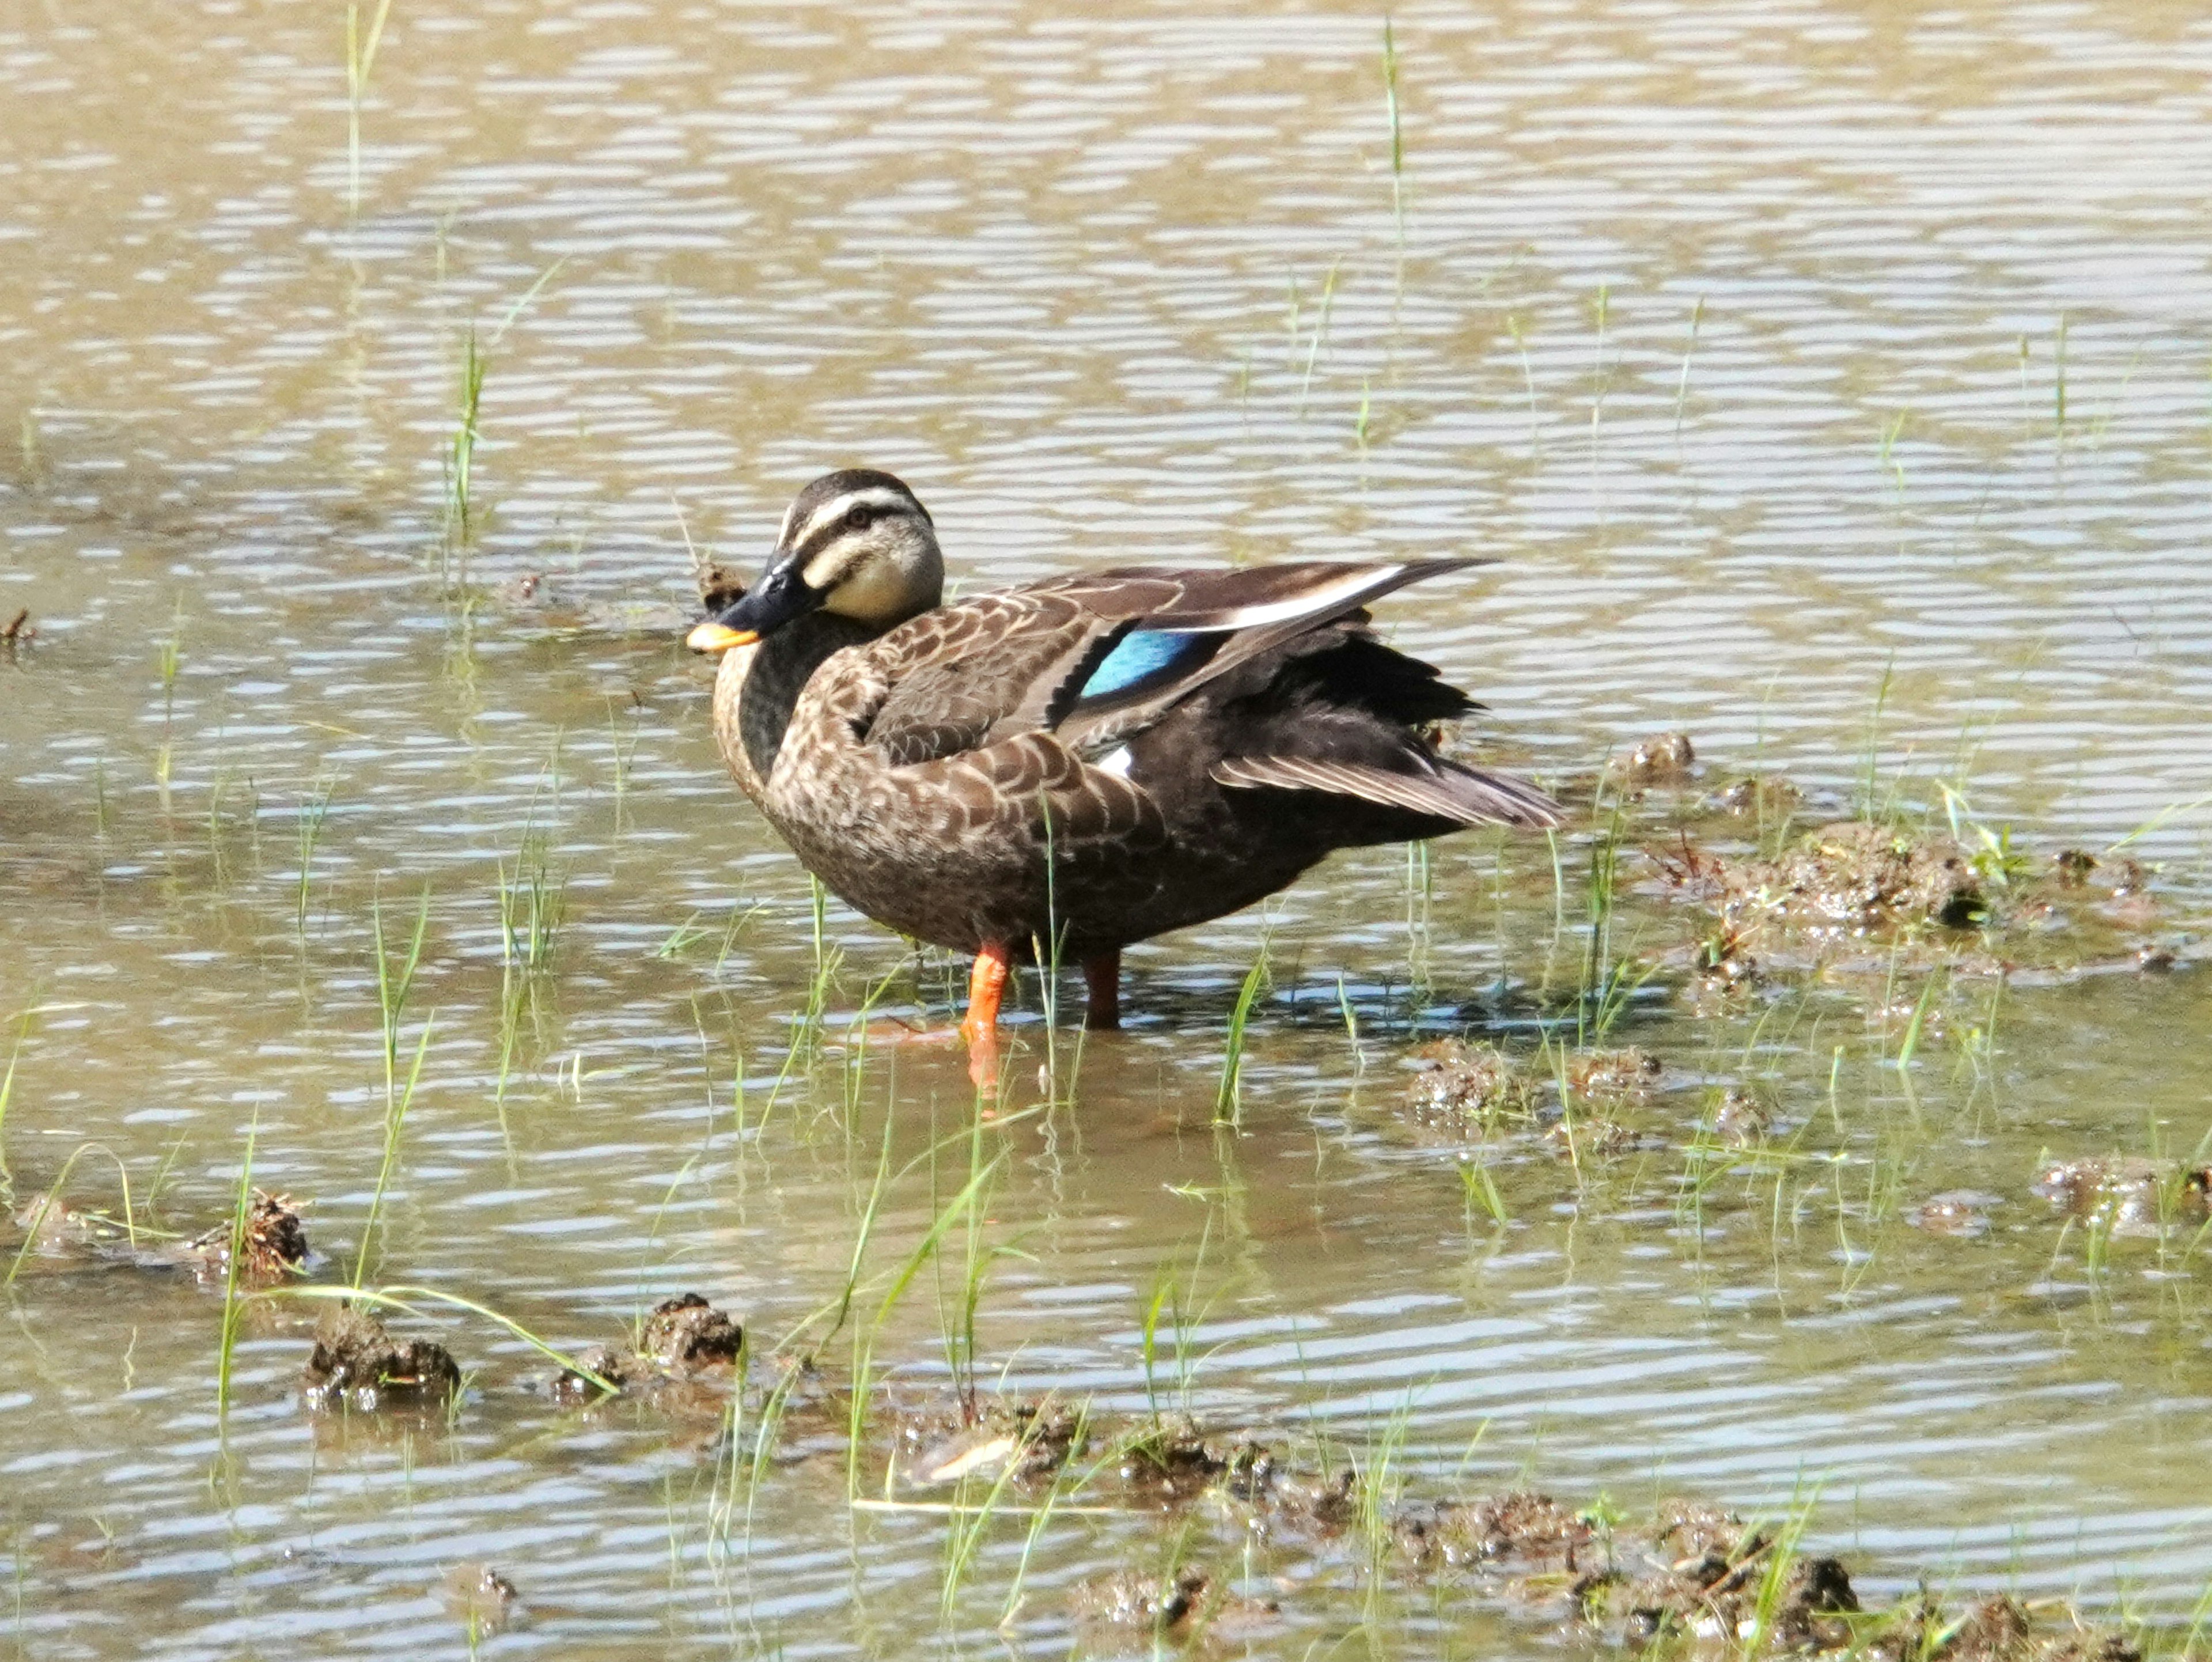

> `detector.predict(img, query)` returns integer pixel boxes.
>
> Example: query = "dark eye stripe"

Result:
[788,490,912,562]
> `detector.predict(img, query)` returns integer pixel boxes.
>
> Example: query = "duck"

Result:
[687,468,1562,1085]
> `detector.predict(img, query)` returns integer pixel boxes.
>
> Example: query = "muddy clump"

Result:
[1070,1566,1279,1643]
[1604,1501,1858,1649]
[638,1292,743,1369]
[1566,1048,1662,1104]
[300,1303,461,1412]
[1395,1490,1594,1572]
[2032,1157,2209,1235]
[185,1190,309,1285]
[1715,774,1804,821]
[1709,821,1986,938]
[1910,1191,1998,1238]
[1710,1088,1772,1146]
[1877,1595,2142,1662]
[442,1563,518,1636]
[8,1191,117,1256]
[1117,1421,1245,1498]
[893,1396,1089,1486]
[1407,1040,1539,1133]
[1608,732,1698,792]
[1547,1119,1653,1160]
[551,1293,745,1404]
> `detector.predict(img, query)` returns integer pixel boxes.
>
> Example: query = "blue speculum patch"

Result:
[1078,629,1206,699]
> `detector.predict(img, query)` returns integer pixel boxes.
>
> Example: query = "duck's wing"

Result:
[863,560,1480,765]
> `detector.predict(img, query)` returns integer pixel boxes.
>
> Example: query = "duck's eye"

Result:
[844,505,876,532]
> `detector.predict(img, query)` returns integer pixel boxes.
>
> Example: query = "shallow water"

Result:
[5,0,2212,1656]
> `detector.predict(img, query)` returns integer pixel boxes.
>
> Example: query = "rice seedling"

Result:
[998,1400,1097,1626]
[1335,973,1365,1073]
[1892,968,1944,1073]
[1590,282,1611,459]
[1138,1228,1213,1429]
[293,778,335,934]
[154,604,183,795]
[215,1115,258,1421]
[1507,312,1539,445]
[656,911,710,959]
[1404,837,1435,1001]
[446,325,487,546]
[2103,788,2212,857]
[1574,804,1625,1049]
[353,884,437,1283]
[2054,311,2069,436]
[937,1406,1051,1627]
[354,1007,433,1288]
[344,0,397,215]
[1457,1151,1509,1228]
[442,262,565,554]
[1880,408,1909,497]
[604,698,642,829]
[1381,16,1406,233]
[938,1097,1027,1417]
[1356,1394,1418,1599]
[1740,1483,1824,1659]
[0,1004,28,1199]
[1858,657,1896,821]
[496,824,564,972]
[5,1141,143,1285]
[1298,258,1342,411]
[1214,941,1271,1127]
[1674,294,1706,431]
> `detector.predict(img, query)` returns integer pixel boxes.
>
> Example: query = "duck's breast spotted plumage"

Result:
[757,600,1175,954]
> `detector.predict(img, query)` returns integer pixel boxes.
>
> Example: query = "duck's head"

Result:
[687,469,943,653]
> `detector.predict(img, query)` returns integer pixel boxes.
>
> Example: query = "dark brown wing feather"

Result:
[862,561,1485,763]
[1211,754,1562,829]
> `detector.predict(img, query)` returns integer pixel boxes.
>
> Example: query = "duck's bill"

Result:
[686,620,759,654]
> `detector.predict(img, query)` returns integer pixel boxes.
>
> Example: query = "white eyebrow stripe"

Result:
[787,486,916,553]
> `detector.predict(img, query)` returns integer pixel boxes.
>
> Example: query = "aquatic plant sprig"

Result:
[344,0,397,215]
[215,1115,257,1420]
[442,260,567,553]
[5,1141,145,1286]
[293,778,336,934]
[1381,16,1406,235]
[0,1002,31,1200]
[1215,937,1273,1127]
[356,891,436,1291]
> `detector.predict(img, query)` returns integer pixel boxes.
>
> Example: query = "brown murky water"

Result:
[5,1,2212,1656]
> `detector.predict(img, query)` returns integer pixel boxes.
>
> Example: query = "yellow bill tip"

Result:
[686,620,759,654]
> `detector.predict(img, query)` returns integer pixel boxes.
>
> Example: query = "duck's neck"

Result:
[737,612,881,784]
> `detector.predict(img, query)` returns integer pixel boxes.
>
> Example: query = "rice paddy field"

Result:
[3,1,2212,1657]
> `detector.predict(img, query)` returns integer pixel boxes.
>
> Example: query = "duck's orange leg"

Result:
[959,941,1014,1088]
[1081,949,1122,1032]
